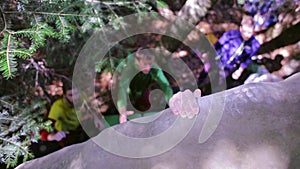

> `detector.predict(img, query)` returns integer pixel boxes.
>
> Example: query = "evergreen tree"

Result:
[0,0,152,168]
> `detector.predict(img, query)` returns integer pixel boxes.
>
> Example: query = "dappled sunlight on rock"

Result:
[202,139,289,169]
[151,162,176,169]
[241,144,289,169]
[202,139,240,169]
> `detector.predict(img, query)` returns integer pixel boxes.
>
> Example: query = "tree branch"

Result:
[161,0,211,52]
[257,22,300,55]
[3,11,93,17]
[0,6,7,35]
[0,137,31,156]
[0,117,15,121]
[6,33,12,77]
[29,58,40,87]
[88,0,136,6]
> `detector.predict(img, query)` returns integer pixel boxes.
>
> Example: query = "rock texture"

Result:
[17,73,300,169]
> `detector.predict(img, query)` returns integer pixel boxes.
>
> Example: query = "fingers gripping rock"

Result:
[169,89,201,119]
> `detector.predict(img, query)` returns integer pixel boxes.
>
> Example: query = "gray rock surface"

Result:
[17,73,300,169]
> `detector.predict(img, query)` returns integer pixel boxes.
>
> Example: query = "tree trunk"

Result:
[161,0,212,52]
[257,22,300,54]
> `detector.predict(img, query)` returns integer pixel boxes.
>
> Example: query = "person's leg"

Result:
[132,89,151,112]
[29,140,62,158]
[62,127,90,146]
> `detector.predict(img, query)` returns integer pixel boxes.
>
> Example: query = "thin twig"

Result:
[29,58,40,87]
[0,117,15,121]
[58,16,66,34]
[33,14,39,26]
[91,2,103,28]
[0,6,7,35]
[35,67,39,87]
[51,72,71,81]
[0,50,31,57]
[6,33,12,77]
[87,0,136,6]
[8,30,36,35]
[3,10,93,17]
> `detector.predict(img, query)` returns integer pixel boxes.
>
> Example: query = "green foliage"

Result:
[0,0,153,78]
[156,0,169,8]
[0,97,52,168]
[0,0,154,167]
[95,56,125,73]
[0,34,16,78]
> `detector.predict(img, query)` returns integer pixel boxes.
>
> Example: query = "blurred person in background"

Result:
[116,48,173,123]
[214,14,261,88]
[31,81,88,158]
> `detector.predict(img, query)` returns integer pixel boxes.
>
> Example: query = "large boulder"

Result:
[17,73,300,169]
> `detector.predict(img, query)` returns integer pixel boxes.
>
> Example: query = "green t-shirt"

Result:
[117,54,173,110]
[48,98,80,131]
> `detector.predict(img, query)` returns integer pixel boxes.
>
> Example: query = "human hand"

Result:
[169,89,201,119]
[81,113,93,121]
[232,67,244,80]
[119,108,134,124]
[119,114,127,124]
[47,131,68,141]
[94,117,104,130]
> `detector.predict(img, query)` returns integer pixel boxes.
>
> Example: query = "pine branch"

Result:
[0,97,49,167]
[0,2,156,167]
[0,137,31,157]
[12,50,32,58]
[101,1,137,6]
[5,33,12,77]
[0,117,15,121]
[3,10,93,17]
[9,30,36,35]
[0,50,31,58]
